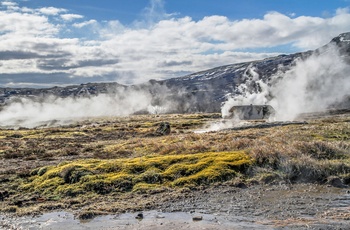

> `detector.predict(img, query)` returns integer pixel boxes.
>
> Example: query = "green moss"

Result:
[132,183,163,193]
[55,184,85,196]
[133,168,163,184]
[172,163,236,186]
[20,151,251,197]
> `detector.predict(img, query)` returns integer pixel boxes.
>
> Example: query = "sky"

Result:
[0,0,350,88]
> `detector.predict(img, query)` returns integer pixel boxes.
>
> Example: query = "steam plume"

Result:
[0,87,160,128]
[222,44,350,121]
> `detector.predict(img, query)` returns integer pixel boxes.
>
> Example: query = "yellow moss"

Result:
[95,161,123,173]
[21,151,251,197]
[173,164,234,186]
[28,177,65,195]
[132,182,162,192]
[107,172,133,182]
[141,122,155,128]
[54,184,84,196]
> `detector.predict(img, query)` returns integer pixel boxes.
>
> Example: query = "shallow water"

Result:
[0,210,274,230]
[1,184,350,229]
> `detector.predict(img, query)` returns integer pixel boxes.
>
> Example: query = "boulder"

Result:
[155,122,171,135]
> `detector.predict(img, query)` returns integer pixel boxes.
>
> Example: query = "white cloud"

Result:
[73,19,97,28]
[1,1,17,7]
[38,7,66,15]
[0,10,58,36]
[61,13,84,21]
[141,0,174,24]
[99,20,125,38]
[1,1,19,11]
[0,1,350,87]
[336,7,350,15]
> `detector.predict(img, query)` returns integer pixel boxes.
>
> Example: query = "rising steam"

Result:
[222,44,350,121]
[0,86,170,128]
[0,82,201,128]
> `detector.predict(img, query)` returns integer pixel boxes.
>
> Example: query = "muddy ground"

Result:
[1,182,350,229]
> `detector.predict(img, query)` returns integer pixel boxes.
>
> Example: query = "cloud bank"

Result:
[0,1,350,87]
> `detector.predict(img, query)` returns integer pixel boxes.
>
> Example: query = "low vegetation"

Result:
[25,151,250,196]
[0,113,349,216]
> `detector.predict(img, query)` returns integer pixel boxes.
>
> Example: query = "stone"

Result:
[192,215,203,221]
[0,191,9,201]
[135,212,144,220]
[156,214,165,219]
[327,176,348,188]
[155,122,171,135]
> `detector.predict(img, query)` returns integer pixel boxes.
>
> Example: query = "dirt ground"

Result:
[1,182,350,229]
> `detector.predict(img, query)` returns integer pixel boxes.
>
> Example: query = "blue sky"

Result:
[23,0,350,24]
[0,0,350,87]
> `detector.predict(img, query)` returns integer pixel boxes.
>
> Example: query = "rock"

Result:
[192,215,203,221]
[135,212,143,220]
[235,182,248,189]
[327,176,348,188]
[0,191,9,201]
[78,212,95,220]
[8,133,23,138]
[156,214,165,219]
[155,122,171,135]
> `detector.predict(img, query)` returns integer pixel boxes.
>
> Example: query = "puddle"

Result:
[1,210,274,230]
[1,184,349,229]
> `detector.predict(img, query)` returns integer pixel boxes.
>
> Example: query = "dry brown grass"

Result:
[0,113,349,215]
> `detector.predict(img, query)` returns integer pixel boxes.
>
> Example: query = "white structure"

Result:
[226,105,275,120]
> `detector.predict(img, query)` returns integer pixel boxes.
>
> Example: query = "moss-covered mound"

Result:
[22,151,251,197]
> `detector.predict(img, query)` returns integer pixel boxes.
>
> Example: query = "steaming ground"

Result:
[0,87,174,129]
[222,44,350,121]
[0,44,349,129]
[200,44,350,132]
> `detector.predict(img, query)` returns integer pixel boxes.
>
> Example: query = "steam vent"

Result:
[227,105,275,120]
